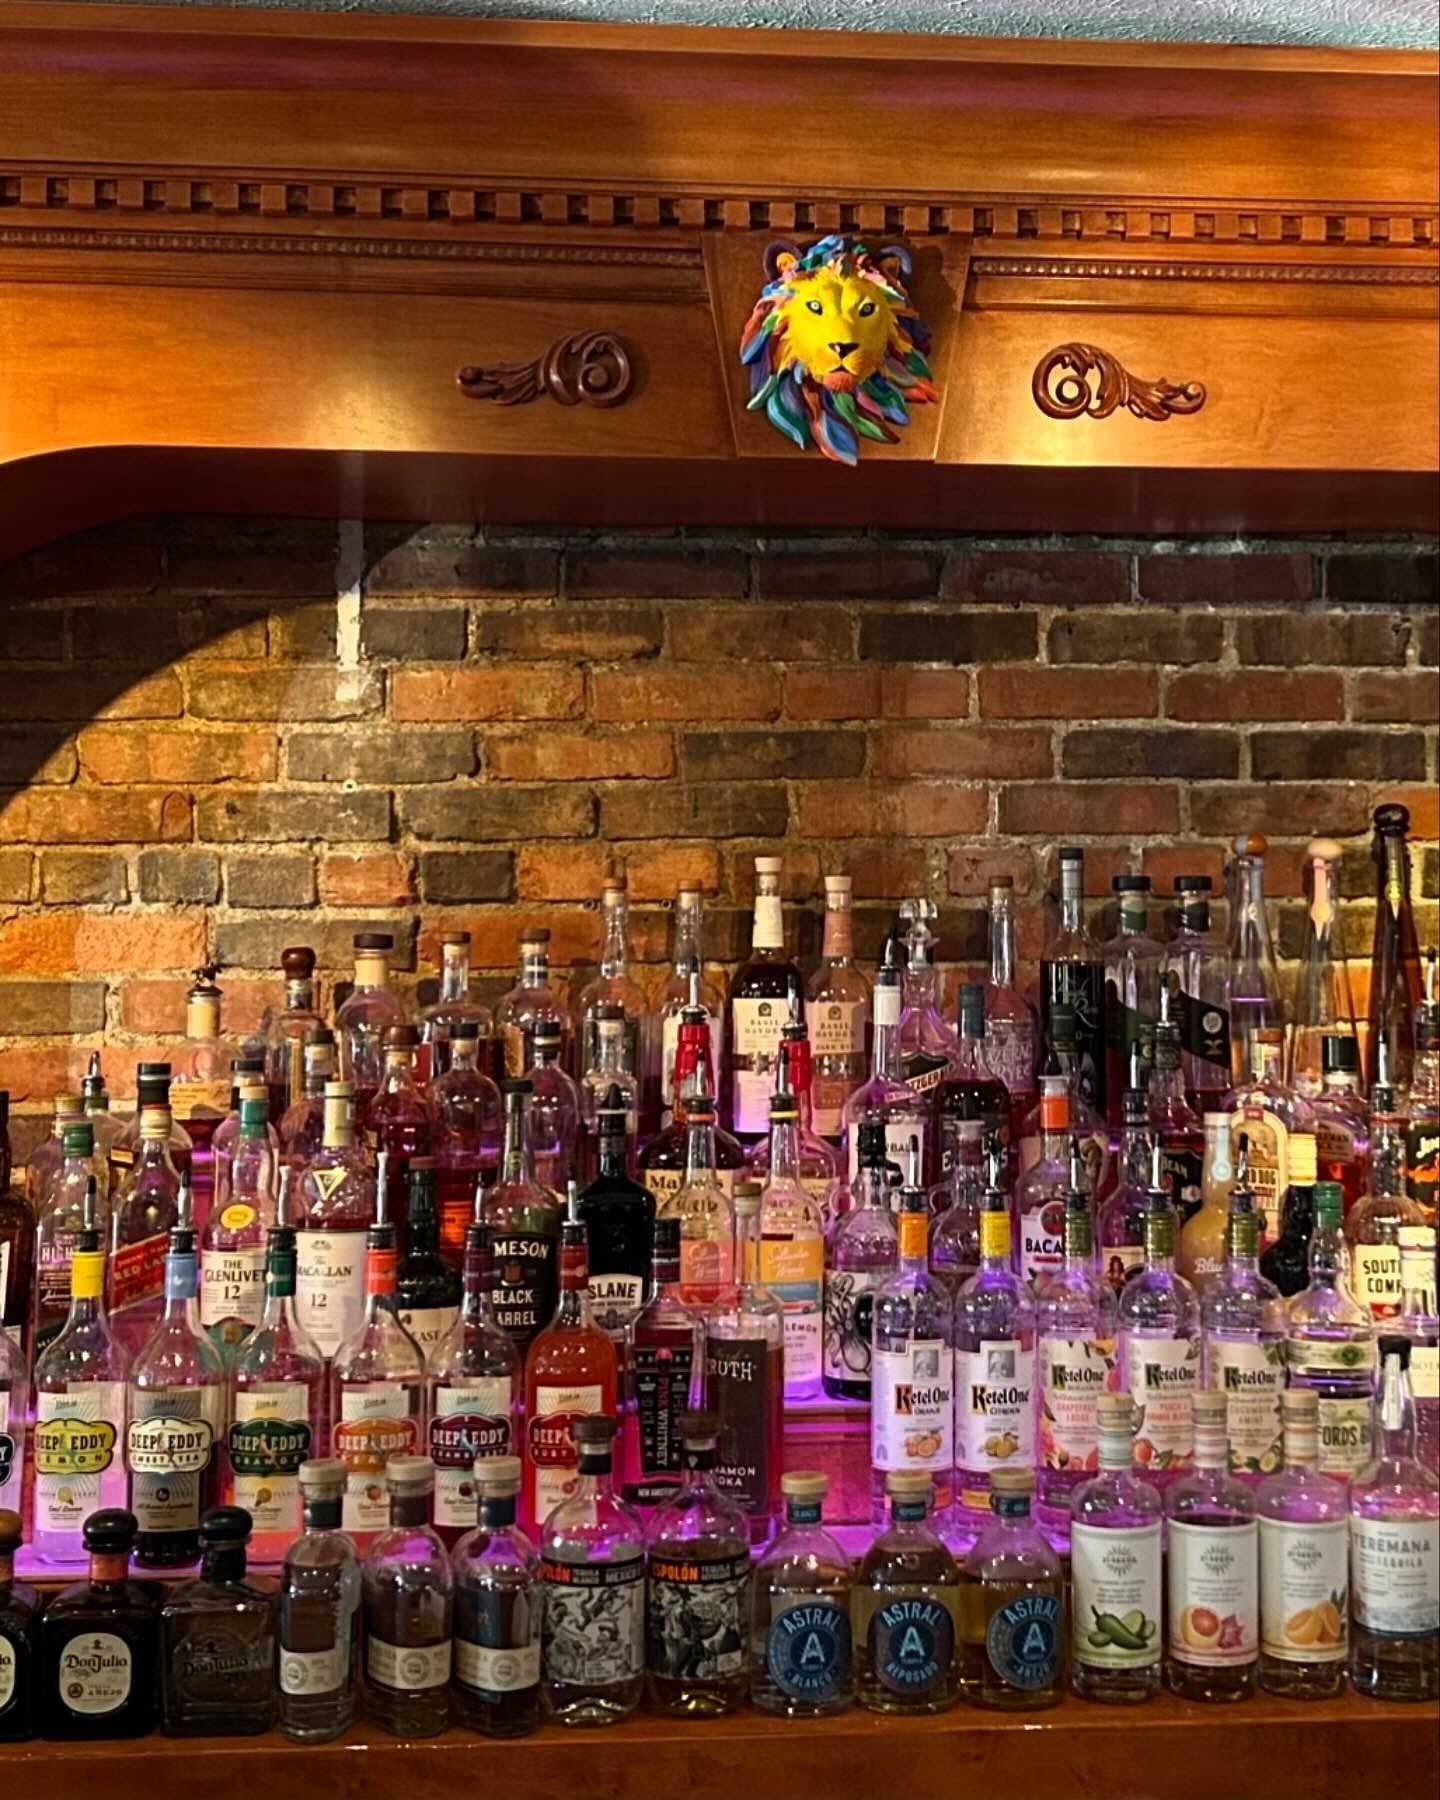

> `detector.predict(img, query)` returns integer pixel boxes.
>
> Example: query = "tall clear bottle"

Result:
[419,929,491,1085]
[1366,803,1424,1096]
[1257,1391,1349,1698]
[451,1454,543,1737]
[277,1457,361,1742]
[1228,835,1287,1086]
[498,929,572,1081]
[525,1018,581,1192]
[1098,1088,1151,1300]
[1102,875,1164,1136]
[1149,999,1205,1223]
[824,1116,897,1401]
[1201,1184,1286,1486]
[368,1025,433,1224]
[1165,875,1232,1113]
[894,899,960,1098]
[1289,838,1358,1099]
[750,1470,854,1717]
[265,946,324,1122]
[279,1028,337,1172]
[1404,965,1439,1223]
[746,1025,840,1210]
[1069,1395,1163,1704]
[705,1184,784,1540]
[107,1104,178,1364]
[726,856,803,1147]
[1398,1225,1439,1474]
[292,1080,376,1362]
[983,875,1038,1130]
[654,888,725,1132]
[1311,1034,1370,1214]
[758,1084,825,1401]
[362,1456,453,1736]
[335,931,405,1129]
[1119,1178,1201,1499]
[1041,847,1106,1121]
[1284,1180,1376,1483]
[199,1090,274,1354]
[575,876,651,1133]
[840,940,930,1184]
[654,1066,735,1309]
[430,1020,501,1263]
[871,1168,955,1523]
[1224,1030,1315,1247]
[806,875,871,1142]
[1164,1390,1259,1702]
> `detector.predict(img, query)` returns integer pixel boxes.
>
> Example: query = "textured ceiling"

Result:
[51,0,1440,48]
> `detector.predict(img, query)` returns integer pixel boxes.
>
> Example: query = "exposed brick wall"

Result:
[0,515,1435,1164]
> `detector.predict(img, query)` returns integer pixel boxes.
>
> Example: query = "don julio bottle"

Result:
[38,1509,160,1740]
[159,1506,276,1737]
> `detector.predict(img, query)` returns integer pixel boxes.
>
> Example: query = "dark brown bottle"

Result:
[1366,804,1423,1093]
[39,1509,161,1740]
[451,1455,542,1737]
[0,1090,33,1352]
[726,857,803,1149]
[0,1508,37,1741]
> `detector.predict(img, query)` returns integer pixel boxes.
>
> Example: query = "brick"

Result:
[1419,612,1439,667]
[668,607,852,662]
[592,670,780,723]
[420,910,596,970]
[69,605,185,663]
[10,1112,58,1167]
[598,784,788,840]
[1188,783,1373,838]
[1049,612,1222,666]
[1235,613,1405,667]
[319,852,415,907]
[518,843,618,901]
[0,790,190,845]
[1325,553,1438,607]
[187,667,383,722]
[0,980,107,1035]
[858,610,1037,664]
[0,1047,95,1095]
[0,912,205,975]
[784,670,881,720]
[196,789,390,844]
[875,727,1052,780]
[120,976,274,1036]
[360,604,467,662]
[79,726,276,785]
[946,551,1130,606]
[0,530,161,600]
[42,852,129,904]
[682,729,866,783]
[364,533,557,597]
[417,851,516,904]
[391,666,580,722]
[978,667,1157,719]
[948,848,1038,897]
[224,855,316,910]
[1374,785,1440,840]
[136,850,221,905]
[286,729,476,784]
[0,670,182,723]
[620,844,724,902]
[794,782,988,839]
[268,604,337,661]
[0,851,31,902]
[753,549,938,601]
[0,732,78,785]
[567,548,747,601]
[1423,847,1438,900]
[470,605,661,660]
[1141,844,1228,896]
[879,670,972,719]
[1137,553,1312,605]
[401,786,594,842]
[998,784,1181,836]
[842,844,930,898]
[167,517,337,597]
[487,730,673,782]
[1165,670,1344,722]
[1251,730,1425,783]
[177,607,269,662]
[860,905,986,964]
[1062,728,1239,780]
[1350,672,1440,724]
[216,917,417,974]
[0,605,64,661]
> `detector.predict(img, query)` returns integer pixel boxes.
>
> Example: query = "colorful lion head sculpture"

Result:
[739,233,938,465]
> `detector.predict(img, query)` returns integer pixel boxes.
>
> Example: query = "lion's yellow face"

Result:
[772,266,894,392]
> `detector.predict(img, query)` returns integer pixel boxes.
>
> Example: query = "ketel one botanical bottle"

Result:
[855,1470,961,1715]
[824,1116,897,1402]
[158,1506,276,1737]
[38,1508,160,1741]
[871,1170,954,1523]
[451,1454,543,1738]
[484,1080,562,1358]
[1257,1390,1349,1699]
[750,1471,854,1718]
[953,1174,1035,1537]
[395,1159,463,1364]
[958,1468,1065,1710]
[361,1457,454,1738]
[293,1080,377,1362]
[1201,1183,1286,1485]
[1119,1179,1200,1497]
[199,1091,274,1354]
[1069,1396,1163,1704]
[277,1458,362,1743]
[623,1217,704,1511]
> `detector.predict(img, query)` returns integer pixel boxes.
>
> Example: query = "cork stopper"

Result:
[1096,1394,1135,1433]
[823,874,852,894]
[1281,1389,1319,1423]
[385,1456,435,1496]
[781,1471,829,1502]
[990,1467,1036,1496]
[885,1470,933,1499]
[297,1458,347,1497]
[281,946,317,980]
[474,1455,523,1495]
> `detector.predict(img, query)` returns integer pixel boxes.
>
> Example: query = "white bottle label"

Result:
[335,1384,420,1533]
[294,1230,367,1360]
[366,1636,452,1692]
[529,1382,604,1524]
[1124,1335,1198,1474]
[198,1246,267,1330]
[0,1390,19,1512]
[1167,1518,1259,1666]
[1071,1521,1162,1669]
[280,1641,350,1697]
[0,1640,13,1710]
[1314,1397,1373,1481]
[1038,1336,1116,1475]
[56,1630,132,1715]
[847,1116,923,1186]
[126,1388,223,1534]
[1351,1515,1440,1638]
[1210,1341,1285,1477]
[454,1638,541,1694]
[396,1305,459,1360]
[34,1384,127,1537]
[955,1341,1034,1497]
[1259,1516,1348,1664]
[429,1378,515,1529]
[731,998,787,1136]
[1352,1244,1404,1320]
[871,1339,954,1475]
[1412,1345,1440,1402]
[1018,1204,1066,1293]
[229,1384,312,1536]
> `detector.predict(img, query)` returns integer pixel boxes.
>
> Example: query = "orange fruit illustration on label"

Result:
[1284,1607,1322,1646]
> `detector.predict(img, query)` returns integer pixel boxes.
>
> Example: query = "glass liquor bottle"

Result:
[894,899,960,1099]
[726,856,804,1147]
[369,1025,432,1224]
[957,1467,1063,1709]
[871,1169,955,1523]
[525,1019,582,1193]
[1015,1073,1086,1298]
[1398,1225,1439,1474]
[1016,1004,1111,1193]
[641,983,745,1211]
[747,1024,840,1211]
[1099,1089,1151,1301]
[1119,1179,1201,1498]
[1070,1395,1163,1705]
[211,1067,281,1210]
[362,1456,454,1736]
[0,1316,21,1522]
[806,874,871,1141]
[36,1115,112,1367]
[200,1090,274,1354]
[1228,835,1287,1084]
[428,1219,520,1543]
[30,1092,83,1223]
[841,941,930,1185]
[653,1070,736,1309]
[484,1080,563,1358]
[293,1080,376,1362]
[758,1085,825,1401]
[1166,875,1232,1113]
[432,1020,501,1263]
[929,1120,982,1298]
[1181,1114,1236,1296]
[705,1184,784,1540]
[109,1063,191,1191]
[32,1179,129,1563]
[623,1218,703,1512]
[265,946,324,1122]
[1311,1034,1370,1214]
[0,1508,36,1741]
[1102,875,1164,1136]
[279,1027,337,1171]
[0,1096,34,1357]
[498,929,572,1081]
[108,1102,181,1363]
[1284,1181,1376,1484]
[1257,1389,1349,1698]
[1202,1186,1286,1485]
[159,1505,275,1736]
[1407,965,1440,1223]
[1041,847,1106,1120]
[127,1194,227,1569]
[1289,839,1358,1099]
[38,1508,160,1740]
[1259,1132,1320,1299]
[524,1203,618,1534]
[230,1221,325,1563]
[419,929,492,1085]
[751,1470,853,1716]
[540,1414,645,1725]
[1150,1001,1205,1222]
[824,1116,897,1400]
[1348,1077,1423,1322]
[578,1007,639,1184]
[935,983,1009,1179]
[1348,1336,1440,1700]
[644,1410,752,1716]
[576,876,650,1127]
[396,1159,462,1363]
[277,1456,361,1742]
[579,1088,655,1346]
[1225,1030,1316,1246]
[331,1165,425,1548]
[1164,1389,1259,1701]
[1366,803,1423,1095]
[953,1176,1035,1540]
[170,965,236,1222]
[451,1454,543,1737]
[80,1055,126,1173]
[1036,1168,1119,1550]
[983,876,1038,1128]
[855,1470,961,1714]
[335,931,406,1129]
[655,887,725,1132]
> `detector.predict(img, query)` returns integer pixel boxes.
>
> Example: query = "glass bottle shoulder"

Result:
[1166,1466,1256,1521]
[1201,1268,1284,1335]
[428,1314,519,1384]
[364,1523,454,1586]
[862,1517,958,1583]
[452,1521,540,1582]
[757,1523,852,1584]
[759,1177,824,1235]
[36,1311,129,1385]
[832,1201,896,1260]
[1256,1465,1348,1524]
[1071,1468,1163,1526]
[1036,1270,1113,1337]
[334,1310,425,1381]
[1118,1266,1199,1334]
[132,1313,227,1384]
[954,1267,1033,1341]
[644,1478,750,1551]
[544,1488,645,1560]
[286,1527,360,1577]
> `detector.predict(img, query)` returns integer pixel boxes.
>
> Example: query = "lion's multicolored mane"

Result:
[738,232,937,466]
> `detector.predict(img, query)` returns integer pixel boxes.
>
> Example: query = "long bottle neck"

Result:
[872,982,902,1080]
[439,947,471,1004]
[1374,1353,1418,1462]
[501,1097,536,1185]
[990,890,1017,987]
[768,1112,803,1185]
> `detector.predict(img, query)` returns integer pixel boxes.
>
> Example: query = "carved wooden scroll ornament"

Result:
[458,330,633,407]
[1032,342,1206,421]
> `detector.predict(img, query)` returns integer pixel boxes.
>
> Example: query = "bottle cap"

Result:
[885,1470,932,1499]
[989,875,1014,891]
[1113,874,1151,894]
[754,856,783,876]
[957,982,985,1037]
[781,1471,829,1502]
[989,1467,1035,1495]
[1095,1395,1134,1434]
[83,1509,139,1555]
[1313,1181,1344,1226]
[281,946,317,979]
[501,1078,535,1098]
[1378,1335,1411,1367]
[0,1510,21,1551]
[297,1458,347,1496]
[823,874,852,895]
[354,931,394,952]
[1174,875,1213,894]
[441,930,472,948]
[323,1079,354,1099]
[520,928,552,947]
[1289,1134,1317,1185]
[678,1411,720,1448]
[1192,1391,1227,1430]
[533,1019,561,1044]
[53,1092,84,1118]
[199,1506,254,1547]
[475,1455,523,1494]
[451,1018,481,1042]
[733,1180,762,1216]
[62,1121,95,1157]
[385,1456,436,1495]
[1321,1035,1360,1075]
[1058,846,1083,864]
[384,1024,420,1049]
[572,1416,617,1448]
[1373,803,1409,834]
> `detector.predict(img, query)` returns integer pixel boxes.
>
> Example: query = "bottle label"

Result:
[647,1549,752,1680]
[823,1266,884,1387]
[1071,1521,1163,1669]
[871,1339,954,1478]
[848,1117,924,1187]
[280,1642,350,1697]
[731,998,788,1136]
[808,997,865,1061]
[1285,1338,1377,1378]
[1412,1344,1440,1402]
[1160,1146,1204,1218]
[676,1233,733,1309]
[871,1595,955,1697]
[1406,1122,1439,1212]
[199,1246,267,1331]
[455,1633,541,1698]
[1316,1118,1360,1171]
[985,1592,1061,1692]
[430,1380,515,1528]
[108,1230,168,1318]
[587,1272,646,1339]
[1314,1397,1373,1480]
[1181,991,1230,1073]
[397,1304,460,1359]
[1259,1516,1347,1664]
[1019,1201,1067,1292]
[528,1383,604,1523]
[1101,1245,1145,1299]
[366,1636,452,1692]
[645,1165,737,1208]
[1211,1341,1285,1477]
[767,1597,851,1702]
[901,1050,951,1098]
[34,1248,76,1356]
[0,1396,14,1512]
[759,1236,823,1391]
[335,1385,420,1533]
[1041,961,1105,1114]
[955,1341,1034,1507]
[34,1385,126,1534]
[489,1232,557,1352]
[174,1627,273,1692]
[294,1230,367,1360]
[1351,1515,1440,1638]
[0,1639,13,1711]
[1166,1519,1259,1666]
[172,1078,231,1120]
[628,1338,696,1505]
[126,1388,221,1534]
[229,1386,312,1535]
[1125,1335,1199,1473]
[541,1554,644,1686]
[1351,1244,1404,1320]
[56,1630,132,1715]
[707,1336,775,1516]
[1229,1109,1288,1243]
[660,1013,723,1112]
[1038,1336,1118,1476]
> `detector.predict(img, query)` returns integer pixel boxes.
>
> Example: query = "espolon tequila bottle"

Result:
[855,1470,961,1715]
[957,1467,1064,1710]
[750,1471,854,1718]
[1069,1395,1162,1704]
[451,1454,543,1738]
[1257,1390,1349,1699]
[1164,1391,1259,1702]
[278,1457,362,1742]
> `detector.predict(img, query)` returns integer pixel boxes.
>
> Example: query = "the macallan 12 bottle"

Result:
[293,1081,376,1362]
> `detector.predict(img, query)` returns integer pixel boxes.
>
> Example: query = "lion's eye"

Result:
[806,299,823,315]
[858,300,876,317]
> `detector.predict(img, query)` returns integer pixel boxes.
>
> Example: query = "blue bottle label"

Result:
[871,1596,954,1696]
[767,1599,851,1702]
[985,1592,1062,1690]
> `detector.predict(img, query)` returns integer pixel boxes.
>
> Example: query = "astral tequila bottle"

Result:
[750,1471,854,1717]
[159,1506,276,1736]
[278,1457,362,1742]
[872,1172,955,1522]
[1164,1391,1259,1702]
[1257,1390,1348,1698]
[856,1470,961,1715]
[1069,1395,1162,1703]
[451,1454,543,1737]
[362,1456,454,1736]
[957,1467,1063,1710]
